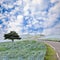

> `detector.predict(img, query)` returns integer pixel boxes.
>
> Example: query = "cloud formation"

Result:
[0,0,60,39]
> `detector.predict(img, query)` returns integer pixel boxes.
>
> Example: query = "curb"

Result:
[45,42,60,60]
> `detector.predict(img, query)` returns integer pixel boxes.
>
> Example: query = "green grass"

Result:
[0,40,46,60]
[44,44,57,60]
[42,38,60,42]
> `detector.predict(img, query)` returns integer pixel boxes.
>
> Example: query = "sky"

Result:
[0,0,60,39]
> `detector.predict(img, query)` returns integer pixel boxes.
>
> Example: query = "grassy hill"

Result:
[0,40,46,60]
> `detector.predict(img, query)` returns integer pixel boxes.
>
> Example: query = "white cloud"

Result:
[0,0,60,41]
[44,23,60,36]
[30,0,50,12]
[16,0,22,5]
[0,0,4,4]
[42,28,52,35]
[49,2,60,14]
[17,15,23,24]
[51,23,60,35]
[43,1,60,29]
[22,0,60,35]
[50,0,60,3]
[0,25,2,28]
[7,15,23,34]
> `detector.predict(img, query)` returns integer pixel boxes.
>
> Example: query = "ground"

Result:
[0,40,46,60]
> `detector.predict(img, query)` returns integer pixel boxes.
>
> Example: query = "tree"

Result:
[4,31,21,42]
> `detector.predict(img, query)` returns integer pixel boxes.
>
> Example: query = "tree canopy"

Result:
[4,31,21,42]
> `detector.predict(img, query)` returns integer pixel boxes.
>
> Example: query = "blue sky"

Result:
[0,0,60,39]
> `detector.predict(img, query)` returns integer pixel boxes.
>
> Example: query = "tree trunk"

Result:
[12,39,14,42]
[12,39,14,49]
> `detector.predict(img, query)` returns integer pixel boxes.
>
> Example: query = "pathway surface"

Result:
[44,41,60,60]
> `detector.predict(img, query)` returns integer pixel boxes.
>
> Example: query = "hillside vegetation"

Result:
[0,40,46,60]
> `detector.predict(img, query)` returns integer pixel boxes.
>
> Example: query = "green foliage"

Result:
[44,44,57,60]
[4,31,21,42]
[0,40,46,60]
[0,47,7,51]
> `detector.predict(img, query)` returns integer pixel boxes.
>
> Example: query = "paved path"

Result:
[44,41,60,60]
